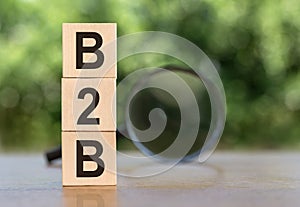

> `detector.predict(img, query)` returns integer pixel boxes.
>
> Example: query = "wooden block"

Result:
[61,78,116,131]
[63,186,116,207]
[62,131,116,186]
[63,23,116,78]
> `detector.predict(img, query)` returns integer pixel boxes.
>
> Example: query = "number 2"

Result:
[77,87,100,125]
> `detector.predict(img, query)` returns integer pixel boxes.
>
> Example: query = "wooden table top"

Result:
[0,151,299,207]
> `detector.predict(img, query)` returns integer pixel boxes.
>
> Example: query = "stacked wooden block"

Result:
[62,23,117,186]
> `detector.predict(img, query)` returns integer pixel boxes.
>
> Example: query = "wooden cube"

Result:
[62,131,116,186]
[61,78,116,131]
[63,23,116,78]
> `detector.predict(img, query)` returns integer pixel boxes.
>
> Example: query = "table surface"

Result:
[0,151,300,207]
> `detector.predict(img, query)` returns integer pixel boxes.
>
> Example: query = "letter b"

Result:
[76,32,104,69]
[77,140,105,177]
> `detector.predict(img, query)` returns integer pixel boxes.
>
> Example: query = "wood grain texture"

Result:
[63,23,116,78]
[62,131,116,186]
[61,78,116,131]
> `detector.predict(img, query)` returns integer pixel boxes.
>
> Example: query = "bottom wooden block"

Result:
[62,131,116,186]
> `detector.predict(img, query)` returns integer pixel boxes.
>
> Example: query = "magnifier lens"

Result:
[126,67,211,162]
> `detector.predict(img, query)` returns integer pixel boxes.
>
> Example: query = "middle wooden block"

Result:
[62,78,116,131]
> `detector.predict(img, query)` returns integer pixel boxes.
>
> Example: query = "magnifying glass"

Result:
[46,31,226,170]
[45,65,210,163]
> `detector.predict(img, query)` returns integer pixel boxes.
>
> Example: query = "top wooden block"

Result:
[63,23,116,78]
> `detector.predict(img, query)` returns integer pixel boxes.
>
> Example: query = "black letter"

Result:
[76,32,104,69]
[77,88,100,125]
[77,140,105,177]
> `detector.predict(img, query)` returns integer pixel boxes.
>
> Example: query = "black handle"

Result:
[45,146,62,164]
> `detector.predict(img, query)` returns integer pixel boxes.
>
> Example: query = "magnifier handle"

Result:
[45,146,61,164]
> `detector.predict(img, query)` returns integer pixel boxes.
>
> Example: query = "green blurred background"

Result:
[0,0,300,152]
